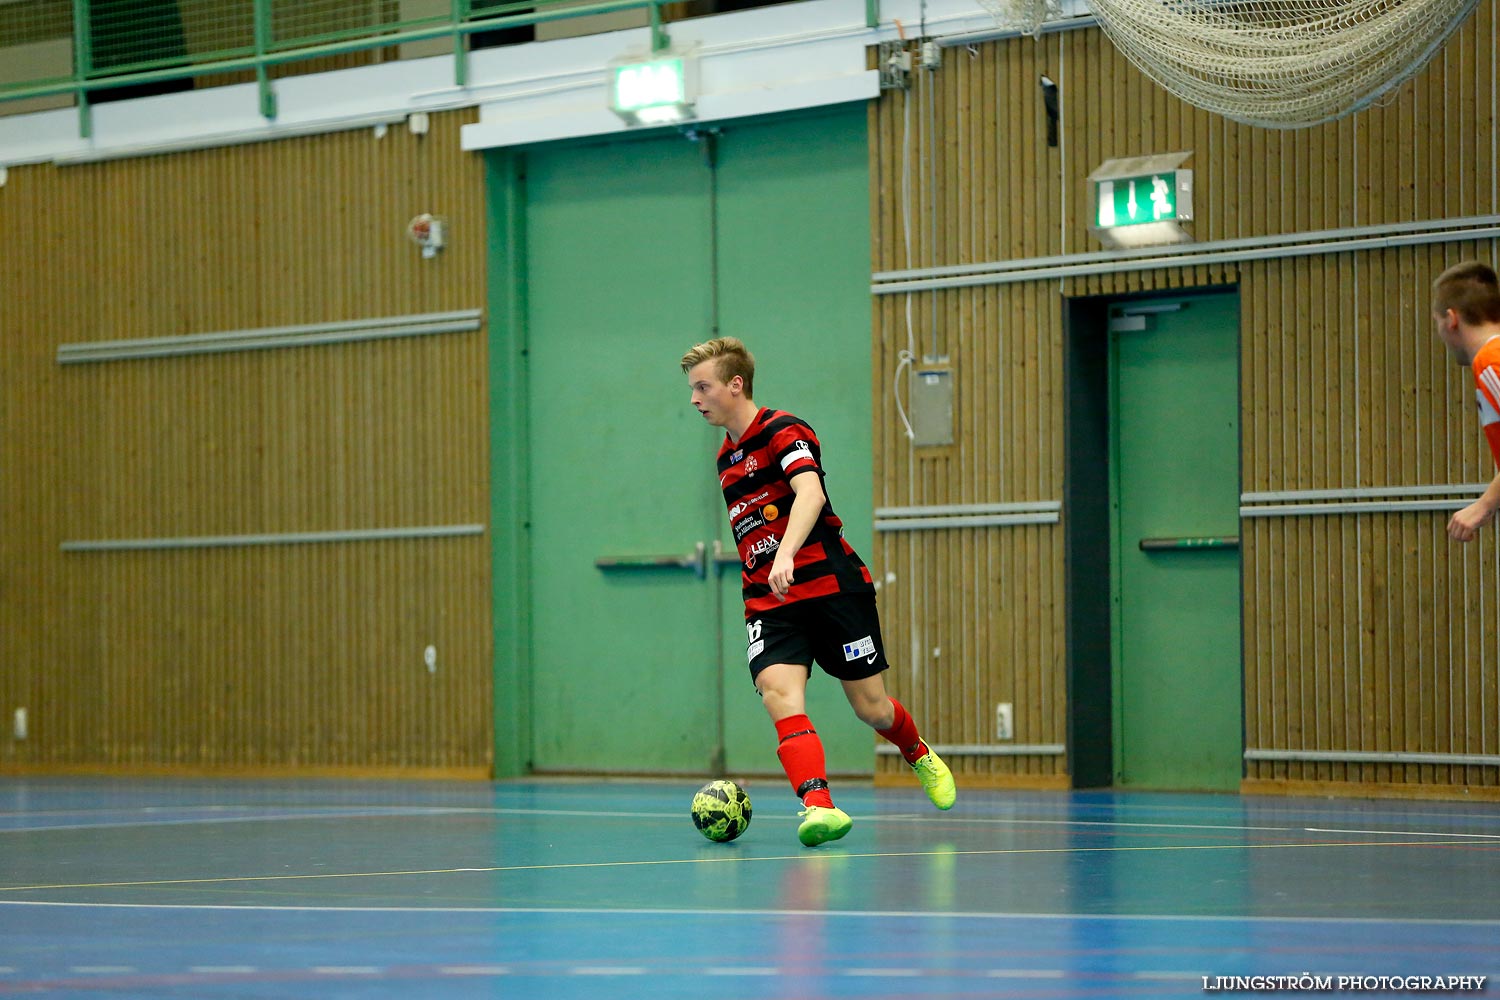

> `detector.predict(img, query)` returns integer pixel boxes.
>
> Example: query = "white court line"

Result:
[0,807,1320,837]
[188,966,259,974]
[69,966,136,974]
[877,815,1295,832]
[0,833,1474,894]
[14,801,1497,840]
[312,966,381,975]
[475,807,1299,834]
[991,798,1500,823]
[1133,971,1204,980]
[0,802,1326,836]
[570,966,646,975]
[0,805,455,818]
[0,809,478,835]
[1,899,1496,926]
[463,799,1500,828]
[1305,827,1500,840]
[437,966,511,975]
[0,837,1477,896]
[5,790,1494,826]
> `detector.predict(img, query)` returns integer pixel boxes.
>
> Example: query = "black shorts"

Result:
[744,592,889,682]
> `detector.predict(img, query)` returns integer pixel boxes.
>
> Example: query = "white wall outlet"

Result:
[13,707,27,740]
[995,702,1013,741]
[424,645,437,673]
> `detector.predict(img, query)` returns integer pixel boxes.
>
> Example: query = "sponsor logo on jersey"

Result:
[732,512,765,541]
[763,504,779,522]
[745,534,780,569]
[728,490,771,519]
[731,449,744,463]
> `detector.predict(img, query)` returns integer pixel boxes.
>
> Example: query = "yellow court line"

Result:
[0,838,1476,894]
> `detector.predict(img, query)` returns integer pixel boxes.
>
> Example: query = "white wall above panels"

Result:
[0,0,1077,165]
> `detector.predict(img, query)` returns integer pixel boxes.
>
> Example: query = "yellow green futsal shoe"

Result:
[911,749,956,809]
[797,805,852,846]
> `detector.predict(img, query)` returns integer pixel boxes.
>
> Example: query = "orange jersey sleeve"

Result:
[1473,337,1500,469]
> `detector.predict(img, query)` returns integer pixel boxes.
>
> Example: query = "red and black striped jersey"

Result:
[715,407,874,615]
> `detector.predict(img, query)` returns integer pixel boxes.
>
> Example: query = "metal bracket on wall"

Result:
[254,0,277,121]
[650,2,670,52]
[878,40,911,90]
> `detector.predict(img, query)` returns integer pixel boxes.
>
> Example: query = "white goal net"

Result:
[1082,0,1482,127]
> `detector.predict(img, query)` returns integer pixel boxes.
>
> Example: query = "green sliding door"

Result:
[516,107,872,775]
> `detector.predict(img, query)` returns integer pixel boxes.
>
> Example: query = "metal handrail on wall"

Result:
[6,0,875,140]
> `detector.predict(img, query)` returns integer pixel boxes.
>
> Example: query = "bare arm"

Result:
[767,470,825,600]
[1448,471,1500,542]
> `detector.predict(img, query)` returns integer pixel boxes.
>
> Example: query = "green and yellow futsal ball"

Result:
[690,779,752,842]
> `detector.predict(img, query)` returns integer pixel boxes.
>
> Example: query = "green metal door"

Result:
[520,107,871,775]
[524,135,717,772]
[713,112,873,777]
[1110,292,1243,790]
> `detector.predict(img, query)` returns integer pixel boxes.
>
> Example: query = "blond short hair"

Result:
[681,337,755,397]
[1433,261,1500,325]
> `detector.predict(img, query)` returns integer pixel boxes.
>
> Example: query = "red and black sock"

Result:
[876,697,929,764]
[774,714,835,808]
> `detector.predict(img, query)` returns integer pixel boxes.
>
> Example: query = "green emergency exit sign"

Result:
[610,56,694,126]
[1095,171,1189,228]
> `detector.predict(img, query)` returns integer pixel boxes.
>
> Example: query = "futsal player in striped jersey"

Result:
[1432,261,1500,542]
[682,337,955,847]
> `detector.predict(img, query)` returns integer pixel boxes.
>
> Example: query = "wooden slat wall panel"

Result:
[869,5,1500,793]
[1242,245,1500,791]
[0,110,492,774]
[870,40,1067,782]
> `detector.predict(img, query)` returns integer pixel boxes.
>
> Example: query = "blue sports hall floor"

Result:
[0,776,1497,998]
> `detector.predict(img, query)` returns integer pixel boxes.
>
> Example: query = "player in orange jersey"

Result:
[1432,260,1500,542]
